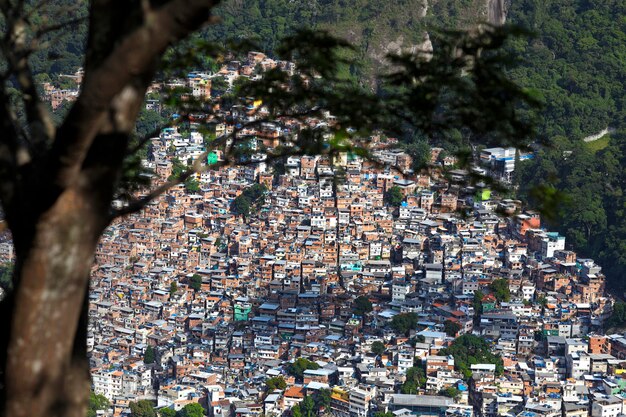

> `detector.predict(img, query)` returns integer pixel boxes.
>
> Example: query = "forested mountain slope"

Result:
[506,0,626,141]
[198,0,626,143]
[204,0,499,78]
[37,0,499,78]
[508,0,626,293]
[207,0,626,293]
[516,132,626,292]
[27,0,88,75]
[30,0,626,291]
[37,0,626,143]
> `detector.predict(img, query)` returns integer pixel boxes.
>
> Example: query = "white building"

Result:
[566,352,591,379]
[541,232,566,259]
[591,395,622,417]
[397,350,414,375]
[392,281,411,302]
[348,386,375,417]
[92,370,124,400]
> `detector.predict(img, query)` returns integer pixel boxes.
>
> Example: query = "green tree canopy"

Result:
[438,334,503,380]
[473,290,484,316]
[266,376,287,392]
[606,301,626,330]
[515,130,626,292]
[0,263,12,291]
[287,358,320,380]
[230,196,251,217]
[371,341,386,356]
[489,279,511,302]
[301,396,315,417]
[353,296,373,316]
[144,345,156,364]
[87,392,110,417]
[384,186,404,207]
[160,408,176,417]
[130,400,157,417]
[403,136,431,171]
[176,403,205,417]
[189,274,203,292]
[184,177,201,193]
[443,320,462,337]
[210,76,229,96]
[391,313,418,336]
[231,184,268,217]
[439,387,460,399]
[314,389,332,414]
[401,365,426,394]
[135,108,167,140]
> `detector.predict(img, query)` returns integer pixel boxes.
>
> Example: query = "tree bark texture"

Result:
[5,187,104,417]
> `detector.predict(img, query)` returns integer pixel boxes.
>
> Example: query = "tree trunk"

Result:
[0,2,219,415]
[3,186,106,417]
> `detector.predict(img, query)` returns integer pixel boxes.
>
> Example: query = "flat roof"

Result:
[390,394,452,408]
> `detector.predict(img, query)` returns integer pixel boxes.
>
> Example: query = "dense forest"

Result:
[508,0,626,293]
[26,0,626,292]
[506,0,626,141]
[516,130,626,293]
[26,0,88,76]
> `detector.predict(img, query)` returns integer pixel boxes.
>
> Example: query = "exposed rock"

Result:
[487,0,508,25]
[419,0,429,18]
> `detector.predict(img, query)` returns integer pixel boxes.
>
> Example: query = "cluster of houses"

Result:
[83,51,626,417]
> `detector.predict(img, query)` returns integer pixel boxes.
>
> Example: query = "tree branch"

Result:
[0,86,31,219]
[0,8,56,151]
[50,0,219,190]
[127,114,191,156]
[33,15,87,39]
[110,106,338,219]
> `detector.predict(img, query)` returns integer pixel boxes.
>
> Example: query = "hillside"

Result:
[27,0,88,76]
[204,0,500,78]
[27,1,509,83]
[204,0,626,293]
[509,0,626,293]
[505,0,626,141]
[24,0,626,290]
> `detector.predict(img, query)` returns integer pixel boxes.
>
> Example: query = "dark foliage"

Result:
[144,345,156,364]
[130,400,157,417]
[438,334,504,379]
[230,184,267,217]
[384,186,404,207]
[189,274,203,292]
[390,312,418,336]
[443,319,462,337]
[287,358,320,380]
[401,364,426,394]
[516,130,626,291]
[489,278,510,302]
[87,392,110,417]
[353,295,373,316]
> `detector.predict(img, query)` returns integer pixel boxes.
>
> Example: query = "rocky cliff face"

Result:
[487,0,508,25]
[316,0,431,79]
[348,0,507,81]
[209,0,507,81]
